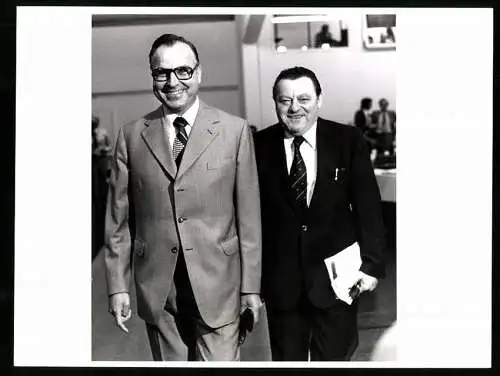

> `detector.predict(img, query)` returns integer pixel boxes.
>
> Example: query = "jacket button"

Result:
[136,248,144,257]
[177,217,186,223]
[171,247,177,254]
[301,225,308,232]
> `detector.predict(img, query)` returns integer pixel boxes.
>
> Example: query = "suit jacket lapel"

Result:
[176,101,219,178]
[309,118,338,212]
[141,106,177,180]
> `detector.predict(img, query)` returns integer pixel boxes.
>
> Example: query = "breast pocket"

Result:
[331,167,348,185]
[220,235,239,256]
[327,167,350,204]
[133,238,146,258]
[207,157,234,171]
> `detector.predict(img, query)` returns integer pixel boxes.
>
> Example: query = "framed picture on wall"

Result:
[272,14,349,51]
[362,12,396,50]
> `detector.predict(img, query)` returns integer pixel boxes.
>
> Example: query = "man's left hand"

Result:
[240,294,263,325]
[357,271,379,294]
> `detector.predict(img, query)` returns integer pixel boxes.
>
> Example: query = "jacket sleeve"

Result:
[392,111,397,134]
[349,128,387,279]
[103,126,132,296]
[235,121,262,294]
[354,110,365,129]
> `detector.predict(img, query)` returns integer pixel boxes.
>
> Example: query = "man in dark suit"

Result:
[353,97,377,153]
[104,33,262,361]
[353,97,373,134]
[254,67,386,361]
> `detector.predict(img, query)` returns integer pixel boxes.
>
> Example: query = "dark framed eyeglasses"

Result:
[151,63,199,82]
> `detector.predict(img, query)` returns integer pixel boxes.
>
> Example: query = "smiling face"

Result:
[150,42,202,114]
[274,76,322,136]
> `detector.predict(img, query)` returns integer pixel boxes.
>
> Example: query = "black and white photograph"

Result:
[90,11,396,362]
[14,7,492,368]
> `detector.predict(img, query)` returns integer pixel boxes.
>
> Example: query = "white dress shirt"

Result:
[162,96,200,152]
[283,122,317,207]
[376,111,391,134]
[363,109,371,126]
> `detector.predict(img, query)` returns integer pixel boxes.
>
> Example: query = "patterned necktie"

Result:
[289,136,307,209]
[172,117,188,167]
[381,111,390,133]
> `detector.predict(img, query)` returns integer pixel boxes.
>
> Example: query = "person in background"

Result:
[254,66,386,361]
[353,97,373,134]
[386,27,396,43]
[92,113,112,157]
[92,115,111,259]
[354,98,377,154]
[104,33,262,361]
[314,23,347,48]
[370,98,396,156]
[314,24,334,48]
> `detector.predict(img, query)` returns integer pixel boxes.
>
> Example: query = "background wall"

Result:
[92,17,243,148]
[240,13,396,129]
[92,12,397,141]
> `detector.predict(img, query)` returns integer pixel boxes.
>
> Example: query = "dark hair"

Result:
[361,97,372,110]
[149,33,200,63]
[272,66,322,99]
[92,115,99,131]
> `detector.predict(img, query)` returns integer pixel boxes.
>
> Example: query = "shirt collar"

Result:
[163,96,200,127]
[284,121,317,151]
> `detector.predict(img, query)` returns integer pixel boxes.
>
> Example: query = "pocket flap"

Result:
[220,235,239,255]
[133,239,146,257]
[207,157,233,170]
[331,167,347,183]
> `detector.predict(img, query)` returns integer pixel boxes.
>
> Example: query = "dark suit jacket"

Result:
[354,109,370,133]
[254,118,386,311]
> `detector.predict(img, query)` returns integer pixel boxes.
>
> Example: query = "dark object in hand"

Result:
[238,308,254,345]
[348,280,362,300]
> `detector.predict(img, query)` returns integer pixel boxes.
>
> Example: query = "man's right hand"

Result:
[108,292,132,333]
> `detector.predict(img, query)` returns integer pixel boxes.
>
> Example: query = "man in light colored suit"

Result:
[104,33,262,361]
[370,98,396,155]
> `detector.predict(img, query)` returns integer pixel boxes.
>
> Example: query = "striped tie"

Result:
[172,117,188,167]
[289,136,307,209]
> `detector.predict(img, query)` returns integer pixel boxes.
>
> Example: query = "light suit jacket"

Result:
[104,101,262,328]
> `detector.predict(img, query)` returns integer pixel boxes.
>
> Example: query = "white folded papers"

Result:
[324,242,362,305]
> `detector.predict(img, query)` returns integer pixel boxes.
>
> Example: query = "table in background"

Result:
[374,168,395,203]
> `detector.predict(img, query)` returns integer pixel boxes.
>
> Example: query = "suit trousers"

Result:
[266,291,359,361]
[375,133,395,155]
[146,249,240,361]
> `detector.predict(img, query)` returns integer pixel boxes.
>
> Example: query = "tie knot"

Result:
[173,116,188,129]
[293,136,305,148]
